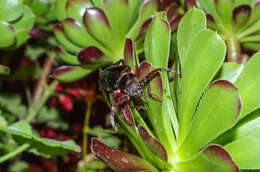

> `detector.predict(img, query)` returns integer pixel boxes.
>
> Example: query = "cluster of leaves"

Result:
[91,8,260,172]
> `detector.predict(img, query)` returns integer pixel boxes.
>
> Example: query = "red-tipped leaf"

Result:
[91,138,158,172]
[138,125,168,161]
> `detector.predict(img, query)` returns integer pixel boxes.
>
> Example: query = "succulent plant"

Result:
[0,0,35,49]
[190,0,260,63]
[90,9,260,172]
[24,0,56,31]
[52,0,185,82]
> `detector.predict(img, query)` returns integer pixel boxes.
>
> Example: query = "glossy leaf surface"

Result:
[176,145,239,172]
[91,138,159,172]
[216,62,244,83]
[177,8,206,66]
[177,80,241,159]
[0,22,16,48]
[234,51,260,119]
[177,29,226,144]
[222,109,260,169]
[0,0,24,22]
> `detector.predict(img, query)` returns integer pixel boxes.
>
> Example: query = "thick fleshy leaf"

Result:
[54,46,80,65]
[234,51,260,119]
[245,1,260,26]
[61,18,109,54]
[177,8,206,66]
[145,13,170,69]
[196,0,221,23]
[144,13,178,155]
[103,0,129,46]
[176,145,240,172]
[66,0,92,23]
[216,62,244,83]
[135,17,153,40]
[177,29,226,144]
[138,125,168,161]
[0,22,16,48]
[51,64,107,82]
[138,61,177,158]
[177,80,241,160]
[235,0,256,7]
[214,109,260,169]
[233,5,251,29]
[53,24,82,54]
[0,65,10,75]
[30,0,48,15]
[0,0,24,22]
[242,42,260,50]
[127,0,160,39]
[215,0,234,28]
[55,0,67,21]
[91,138,159,172]
[77,46,111,65]
[124,38,135,72]
[10,5,35,33]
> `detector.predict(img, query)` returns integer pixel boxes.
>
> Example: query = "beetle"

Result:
[99,60,179,131]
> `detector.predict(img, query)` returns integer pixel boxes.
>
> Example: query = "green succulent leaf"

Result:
[0,22,16,48]
[53,24,82,54]
[52,63,108,82]
[215,0,234,29]
[175,145,239,172]
[196,0,221,24]
[177,8,206,67]
[216,62,244,83]
[55,46,80,65]
[234,51,260,119]
[214,109,260,169]
[83,8,116,56]
[177,80,241,160]
[0,0,24,22]
[144,13,178,156]
[127,0,160,39]
[66,0,92,23]
[177,29,226,144]
[103,0,130,47]
[235,0,257,7]
[55,0,67,21]
[61,18,110,56]
[10,5,35,33]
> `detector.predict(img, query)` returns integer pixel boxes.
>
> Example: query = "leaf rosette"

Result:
[90,9,260,172]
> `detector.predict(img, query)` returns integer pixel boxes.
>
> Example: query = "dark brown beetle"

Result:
[99,61,179,131]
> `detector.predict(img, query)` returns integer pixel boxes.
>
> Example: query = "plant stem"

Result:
[25,81,59,122]
[82,100,93,163]
[226,36,241,63]
[32,53,55,106]
[0,143,30,164]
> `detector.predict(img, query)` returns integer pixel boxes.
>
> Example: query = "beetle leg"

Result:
[140,68,180,87]
[134,105,147,111]
[147,83,162,101]
[115,94,131,107]
[110,106,118,132]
